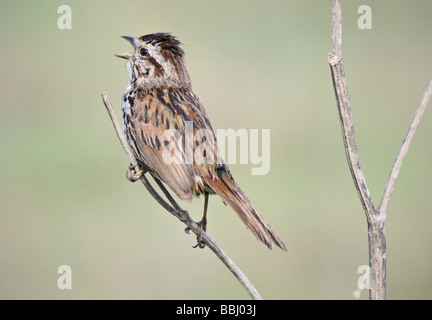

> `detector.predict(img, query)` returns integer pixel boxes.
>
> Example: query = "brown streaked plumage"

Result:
[117,32,286,251]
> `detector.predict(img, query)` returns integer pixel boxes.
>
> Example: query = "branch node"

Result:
[328,52,341,65]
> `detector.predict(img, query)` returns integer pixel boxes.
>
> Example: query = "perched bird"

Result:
[116,32,286,251]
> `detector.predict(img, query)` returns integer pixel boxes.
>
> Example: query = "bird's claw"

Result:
[192,219,206,249]
[193,239,206,249]
[126,164,145,182]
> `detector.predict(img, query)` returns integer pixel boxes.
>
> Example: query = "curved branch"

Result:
[101,92,263,300]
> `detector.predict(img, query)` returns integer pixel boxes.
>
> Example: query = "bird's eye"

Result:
[139,48,148,56]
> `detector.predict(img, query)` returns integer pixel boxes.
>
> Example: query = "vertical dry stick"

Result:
[329,0,385,300]
[329,0,432,300]
[101,92,263,300]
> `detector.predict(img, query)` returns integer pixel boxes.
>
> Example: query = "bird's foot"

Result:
[126,163,145,182]
[192,218,207,249]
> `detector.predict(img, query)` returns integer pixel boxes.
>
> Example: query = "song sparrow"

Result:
[116,32,286,251]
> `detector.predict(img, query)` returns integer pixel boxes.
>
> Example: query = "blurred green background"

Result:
[1,0,432,299]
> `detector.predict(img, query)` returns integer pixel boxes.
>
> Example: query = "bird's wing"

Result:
[125,87,203,201]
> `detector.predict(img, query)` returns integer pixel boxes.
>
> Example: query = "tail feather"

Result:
[203,167,287,251]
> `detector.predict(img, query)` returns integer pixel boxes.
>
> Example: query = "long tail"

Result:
[203,166,287,251]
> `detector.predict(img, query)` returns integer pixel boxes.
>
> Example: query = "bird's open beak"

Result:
[115,53,132,60]
[121,36,136,45]
[115,36,136,59]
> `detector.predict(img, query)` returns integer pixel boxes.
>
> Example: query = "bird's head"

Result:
[116,32,191,88]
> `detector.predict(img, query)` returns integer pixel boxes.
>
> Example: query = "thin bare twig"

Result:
[101,92,263,300]
[378,77,432,216]
[331,0,342,56]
